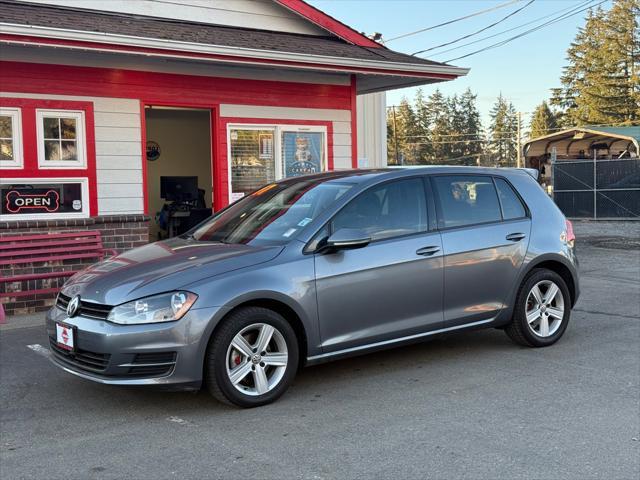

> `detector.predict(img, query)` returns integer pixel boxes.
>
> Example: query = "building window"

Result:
[36,110,86,168]
[0,107,22,169]
[0,177,89,221]
[228,125,327,202]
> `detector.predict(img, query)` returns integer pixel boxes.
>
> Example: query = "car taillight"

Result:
[565,219,575,247]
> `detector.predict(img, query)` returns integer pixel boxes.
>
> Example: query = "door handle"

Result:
[506,232,526,242]
[416,246,440,256]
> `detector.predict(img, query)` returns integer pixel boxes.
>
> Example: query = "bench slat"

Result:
[0,243,104,258]
[0,231,102,243]
[0,271,76,282]
[0,238,102,252]
[0,251,105,266]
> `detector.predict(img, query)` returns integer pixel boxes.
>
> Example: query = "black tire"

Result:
[205,306,298,408]
[505,268,571,348]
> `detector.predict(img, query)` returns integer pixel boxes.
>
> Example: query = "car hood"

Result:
[61,237,284,305]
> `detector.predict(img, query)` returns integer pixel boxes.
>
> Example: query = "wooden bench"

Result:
[0,230,117,307]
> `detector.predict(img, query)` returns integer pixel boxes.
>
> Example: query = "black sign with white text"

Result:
[1,183,83,216]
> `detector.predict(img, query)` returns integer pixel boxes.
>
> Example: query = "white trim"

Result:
[0,176,90,221]
[226,123,328,203]
[0,23,470,78]
[36,109,87,169]
[0,107,23,169]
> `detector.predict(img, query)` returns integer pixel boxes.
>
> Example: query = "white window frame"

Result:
[227,124,328,203]
[0,177,90,221]
[36,109,87,169]
[0,107,23,169]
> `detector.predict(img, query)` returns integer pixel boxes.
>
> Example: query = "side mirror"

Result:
[322,228,371,252]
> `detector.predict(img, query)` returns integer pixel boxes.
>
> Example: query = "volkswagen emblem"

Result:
[67,295,81,317]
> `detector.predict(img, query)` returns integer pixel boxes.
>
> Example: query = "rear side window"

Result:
[494,177,527,220]
[432,175,502,228]
[331,178,427,241]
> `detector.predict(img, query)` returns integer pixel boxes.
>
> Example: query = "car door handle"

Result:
[416,246,441,256]
[506,232,526,242]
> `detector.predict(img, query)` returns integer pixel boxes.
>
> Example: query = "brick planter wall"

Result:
[0,215,150,315]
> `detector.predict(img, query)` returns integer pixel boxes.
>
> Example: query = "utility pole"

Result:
[516,111,522,168]
[391,105,400,165]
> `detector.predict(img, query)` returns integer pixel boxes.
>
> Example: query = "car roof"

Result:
[278,166,529,187]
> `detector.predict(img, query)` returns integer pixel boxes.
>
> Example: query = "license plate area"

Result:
[55,322,76,351]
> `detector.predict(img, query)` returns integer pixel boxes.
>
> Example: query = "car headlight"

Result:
[107,291,198,325]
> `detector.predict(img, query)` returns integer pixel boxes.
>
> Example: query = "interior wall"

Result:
[145,108,212,238]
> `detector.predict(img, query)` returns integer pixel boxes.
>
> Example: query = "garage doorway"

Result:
[144,107,213,240]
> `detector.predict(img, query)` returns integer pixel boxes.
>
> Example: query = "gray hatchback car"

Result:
[47,167,579,407]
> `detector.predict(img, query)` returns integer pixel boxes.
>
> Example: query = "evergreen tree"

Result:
[529,101,559,139]
[426,89,451,162]
[489,94,517,166]
[413,88,431,162]
[386,97,419,164]
[458,88,484,165]
[551,0,640,125]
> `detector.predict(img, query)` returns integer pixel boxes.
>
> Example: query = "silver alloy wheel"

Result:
[525,280,565,338]
[225,323,288,396]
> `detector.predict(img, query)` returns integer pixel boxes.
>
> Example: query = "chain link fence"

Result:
[552,158,640,219]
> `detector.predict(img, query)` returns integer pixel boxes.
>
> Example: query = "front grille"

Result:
[56,293,112,320]
[49,338,111,373]
[126,365,174,377]
[133,352,176,364]
[127,351,176,378]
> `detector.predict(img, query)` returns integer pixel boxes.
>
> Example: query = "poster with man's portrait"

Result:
[281,132,324,177]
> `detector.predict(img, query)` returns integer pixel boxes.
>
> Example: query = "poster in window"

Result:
[258,133,273,160]
[1,183,83,215]
[281,132,324,177]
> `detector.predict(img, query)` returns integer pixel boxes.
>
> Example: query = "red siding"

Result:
[1,61,353,214]
[0,61,352,109]
[0,97,98,216]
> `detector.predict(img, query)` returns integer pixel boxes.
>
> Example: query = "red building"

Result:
[0,0,467,314]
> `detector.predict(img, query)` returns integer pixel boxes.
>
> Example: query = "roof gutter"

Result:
[0,23,469,79]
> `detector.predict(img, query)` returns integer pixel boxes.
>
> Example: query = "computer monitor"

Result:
[160,176,198,201]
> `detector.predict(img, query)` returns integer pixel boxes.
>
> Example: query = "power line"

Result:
[428,0,596,57]
[412,0,536,56]
[384,0,521,43]
[444,0,609,63]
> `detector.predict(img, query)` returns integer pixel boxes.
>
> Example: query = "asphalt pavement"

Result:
[1,221,639,479]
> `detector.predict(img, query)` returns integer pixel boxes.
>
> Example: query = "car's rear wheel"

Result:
[505,269,571,347]
[205,306,298,407]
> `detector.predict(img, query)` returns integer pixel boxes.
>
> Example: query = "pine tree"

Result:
[426,89,451,162]
[458,88,484,165]
[551,0,640,125]
[489,94,517,166]
[386,97,420,165]
[413,88,431,162]
[529,101,559,139]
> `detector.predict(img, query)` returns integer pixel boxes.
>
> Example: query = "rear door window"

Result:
[432,175,502,228]
[494,177,527,220]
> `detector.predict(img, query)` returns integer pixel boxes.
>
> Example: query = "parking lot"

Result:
[1,221,638,480]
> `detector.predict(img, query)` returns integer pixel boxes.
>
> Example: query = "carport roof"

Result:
[523,126,640,157]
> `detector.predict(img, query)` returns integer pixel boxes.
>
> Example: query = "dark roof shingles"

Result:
[0,0,445,67]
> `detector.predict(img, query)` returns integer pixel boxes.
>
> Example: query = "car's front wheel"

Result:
[205,306,298,407]
[505,268,571,347]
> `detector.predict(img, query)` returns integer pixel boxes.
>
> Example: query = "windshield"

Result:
[188,178,354,246]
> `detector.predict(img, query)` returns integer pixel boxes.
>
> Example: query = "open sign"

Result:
[5,189,60,213]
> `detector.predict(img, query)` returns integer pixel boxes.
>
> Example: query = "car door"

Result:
[431,175,531,328]
[313,177,444,353]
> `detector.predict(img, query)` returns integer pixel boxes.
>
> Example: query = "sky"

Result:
[309,0,613,126]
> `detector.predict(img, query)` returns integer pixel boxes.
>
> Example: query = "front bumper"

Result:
[46,304,223,390]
